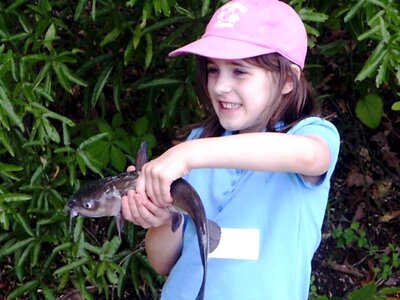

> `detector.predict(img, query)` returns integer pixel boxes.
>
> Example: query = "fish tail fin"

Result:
[208,220,221,253]
[195,280,206,300]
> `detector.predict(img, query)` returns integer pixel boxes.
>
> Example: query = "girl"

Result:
[122,0,340,299]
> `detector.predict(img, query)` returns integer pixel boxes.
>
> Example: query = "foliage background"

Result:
[0,0,399,299]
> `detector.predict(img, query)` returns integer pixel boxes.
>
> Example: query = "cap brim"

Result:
[169,35,275,59]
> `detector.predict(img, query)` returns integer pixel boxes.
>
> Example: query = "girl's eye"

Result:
[207,66,219,74]
[233,68,247,76]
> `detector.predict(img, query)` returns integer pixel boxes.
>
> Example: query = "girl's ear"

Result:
[282,64,301,95]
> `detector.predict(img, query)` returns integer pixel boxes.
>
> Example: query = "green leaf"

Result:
[100,27,122,47]
[134,116,149,136]
[43,23,56,50]
[379,16,390,43]
[344,0,366,23]
[15,212,35,236]
[77,151,103,175]
[0,193,31,202]
[91,0,97,21]
[53,62,72,93]
[375,54,389,87]
[201,0,210,17]
[110,145,126,172]
[0,86,24,131]
[379,286,400,295]
[145,33,153,68]
[348,282,377,300]
[75,0,88,20]
[162,84,184,127]
[133,24,142,49]
[357,25,379,41]
[52,242,72,253]
[135,78,181,89]
[16,243,34,271]
[83,242,101,255]
[41,284,56,300]
[101,236,121,258]
[42,118,61,143]
[91,63,113,108]
[0,129,15,156]
[43,111,75,127]
[7,280,39,300]
[0,162,23,172]
[5,0,28,13]
[298,8,328,22]
[355,94,383,129]
[78,132,109,150]
[355,43,387,82]
[32,61,52,90]
[0,237,35,257]
[391,101,400,111]
[53,257,90,276]
[61,64,88,87]
[106,267,119,284]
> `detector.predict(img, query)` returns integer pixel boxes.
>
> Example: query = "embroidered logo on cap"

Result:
[214,2,248,29]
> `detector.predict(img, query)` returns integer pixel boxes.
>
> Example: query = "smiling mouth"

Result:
[220,102,242,109]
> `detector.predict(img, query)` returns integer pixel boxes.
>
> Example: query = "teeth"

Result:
[221,102,241,109]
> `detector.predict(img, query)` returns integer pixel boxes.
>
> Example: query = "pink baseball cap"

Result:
[169,0,308,69]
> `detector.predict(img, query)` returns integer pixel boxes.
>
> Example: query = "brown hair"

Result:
[176,53,318,140]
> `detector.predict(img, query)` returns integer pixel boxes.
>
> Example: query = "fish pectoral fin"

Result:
[208,220,221,253]
[170,211,184,232]
[116,213,125,238]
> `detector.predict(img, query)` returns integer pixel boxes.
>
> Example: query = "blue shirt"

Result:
[161,117,340,300]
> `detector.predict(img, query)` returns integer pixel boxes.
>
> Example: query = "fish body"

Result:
[67,143,221,300]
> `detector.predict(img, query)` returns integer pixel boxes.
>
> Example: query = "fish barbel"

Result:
[67,142,221,300]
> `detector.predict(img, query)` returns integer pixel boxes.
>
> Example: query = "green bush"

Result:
[0,0,207,298]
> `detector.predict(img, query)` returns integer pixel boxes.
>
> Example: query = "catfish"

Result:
[67,142,221,300]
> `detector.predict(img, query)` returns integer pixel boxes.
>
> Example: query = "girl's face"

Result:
[206,58,280,133]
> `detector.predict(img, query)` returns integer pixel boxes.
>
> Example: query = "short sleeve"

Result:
[289,117,341,187]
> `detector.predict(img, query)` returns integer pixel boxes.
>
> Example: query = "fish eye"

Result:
[83,201,93,209]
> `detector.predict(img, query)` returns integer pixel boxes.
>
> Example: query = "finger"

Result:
[126,165,136,172]
[121,193,141,223]
[134,194,171,228]
[122,191,151,228]
[144,164,170,207]
[159,176,174,204]
[134,172,147,200]
[142,200,172,224]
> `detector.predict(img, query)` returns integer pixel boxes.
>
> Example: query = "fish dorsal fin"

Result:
[135,141,148,171]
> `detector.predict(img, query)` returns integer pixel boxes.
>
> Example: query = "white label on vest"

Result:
[209,228,260,260]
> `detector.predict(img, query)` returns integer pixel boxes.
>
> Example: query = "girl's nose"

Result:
[213,73,233,94]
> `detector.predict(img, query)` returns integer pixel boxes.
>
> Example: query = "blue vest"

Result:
[161,117,340,300]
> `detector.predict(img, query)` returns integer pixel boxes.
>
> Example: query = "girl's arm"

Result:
[121,191,183,275]
[136,132,331,207]
[145,221,183,275]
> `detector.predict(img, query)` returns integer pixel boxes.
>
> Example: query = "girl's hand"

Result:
[121,189,172,229]
[121,165,172,228]
[135,143,191,208]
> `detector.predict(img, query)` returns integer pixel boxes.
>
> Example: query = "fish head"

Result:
[68,182,123,219]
